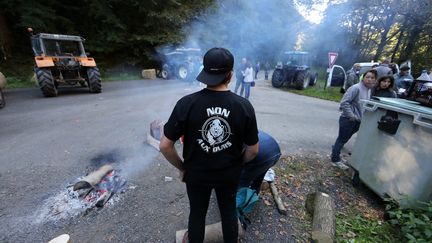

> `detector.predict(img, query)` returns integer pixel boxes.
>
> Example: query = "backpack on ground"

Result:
[236,187,259,229]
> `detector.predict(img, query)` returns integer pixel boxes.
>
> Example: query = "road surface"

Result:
[0,77,350,242]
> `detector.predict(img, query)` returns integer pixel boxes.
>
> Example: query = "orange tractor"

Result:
[29,29,101,97]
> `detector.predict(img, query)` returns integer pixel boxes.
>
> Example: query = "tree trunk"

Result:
[391,29,404,62]
[0,9,13,60]
[354,8,368,60]
[310,192,336,243]
[400,25,423,61]
[374,12,395,61]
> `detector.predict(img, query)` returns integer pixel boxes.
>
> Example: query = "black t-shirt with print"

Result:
[164,89,258,186]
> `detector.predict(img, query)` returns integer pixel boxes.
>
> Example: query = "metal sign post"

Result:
[325,52,339,90]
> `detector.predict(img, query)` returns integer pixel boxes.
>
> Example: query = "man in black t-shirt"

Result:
[160,47,259,243]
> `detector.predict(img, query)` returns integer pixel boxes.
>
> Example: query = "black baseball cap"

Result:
[196,47,234,86]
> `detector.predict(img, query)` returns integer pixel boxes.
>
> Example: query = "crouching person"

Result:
[239,130,281,194]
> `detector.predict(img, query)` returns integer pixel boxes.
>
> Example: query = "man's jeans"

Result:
[239,153,281,194]
[331,116,360,162]
[241,82,251,99]
[234,78,243,94]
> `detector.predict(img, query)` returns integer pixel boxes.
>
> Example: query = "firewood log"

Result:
[73,164,113,191]
[269,182,287,215]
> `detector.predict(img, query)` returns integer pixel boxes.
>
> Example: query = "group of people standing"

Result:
[332,58,414,169]
[234,57,255,99]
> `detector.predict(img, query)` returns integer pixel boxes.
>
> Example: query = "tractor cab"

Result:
[30,33,87,58]
[29,29,101,97]
[282,51,311,69]
[272,51,317,90]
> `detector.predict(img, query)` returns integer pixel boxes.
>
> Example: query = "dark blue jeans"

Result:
[241,82,251,99]
[239,153,281,194]
[234,77,243,94]
[331,116,360,162]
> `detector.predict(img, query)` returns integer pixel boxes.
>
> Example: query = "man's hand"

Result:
[179,170,185,182]
[159,134,184,172]
[243,143,259,164]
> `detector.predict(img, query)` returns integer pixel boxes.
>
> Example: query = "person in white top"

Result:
[241,61,254,99]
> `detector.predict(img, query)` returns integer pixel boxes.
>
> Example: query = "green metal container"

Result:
[350,98,432,208]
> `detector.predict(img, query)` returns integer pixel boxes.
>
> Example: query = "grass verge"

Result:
[2,72,143,89]
[288,79,342,102]
[336,212,401,242]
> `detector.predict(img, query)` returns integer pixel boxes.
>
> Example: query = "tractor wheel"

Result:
[161,65,170,79]
[309,72,318,86]
[295,71,310,90]
[0,89,5,108]
[35,67,58,97]
[177,65,188,80]
[271,69,284,88]
[87,67,102,93]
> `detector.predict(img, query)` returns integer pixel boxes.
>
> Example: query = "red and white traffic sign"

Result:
[328,52,338,68]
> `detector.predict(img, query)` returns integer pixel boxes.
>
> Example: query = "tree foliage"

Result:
[0,0,431,76]
[0,0,212,71]
[304,0,432,74]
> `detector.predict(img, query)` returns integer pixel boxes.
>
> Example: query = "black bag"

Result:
[340,87,345,94]
[377,111,400,135]
[251,81,256,87]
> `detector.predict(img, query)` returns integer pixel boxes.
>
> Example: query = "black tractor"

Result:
[271,51,317,90]
[29,29,101,97]
[157,48,202,81]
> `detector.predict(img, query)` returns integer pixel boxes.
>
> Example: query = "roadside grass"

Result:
[5,76,37,89]
[101,72,142,82]
[288,78,343,102]
[2,72,143,89]
[336,211,401,243]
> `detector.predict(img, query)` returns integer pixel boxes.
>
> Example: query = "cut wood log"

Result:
[175,220,244,243]
[146,120,164,150]
[269,182,287,215]
[142,69,156,79]
[311,192,335,243]
[146,132,160,151]
[73,164,114,191]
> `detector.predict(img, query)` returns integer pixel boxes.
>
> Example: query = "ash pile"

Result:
[34,164,127,223]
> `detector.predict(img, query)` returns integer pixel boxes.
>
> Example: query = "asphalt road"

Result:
[0,76,351,242]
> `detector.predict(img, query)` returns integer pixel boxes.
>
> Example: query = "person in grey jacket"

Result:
[376,58,392,79]
[331,69,378,169]
[343,63,361,92]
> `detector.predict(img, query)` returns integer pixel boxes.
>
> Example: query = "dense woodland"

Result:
[0,0,431,79]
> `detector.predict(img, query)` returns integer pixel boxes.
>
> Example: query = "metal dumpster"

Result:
[349,97,432,208]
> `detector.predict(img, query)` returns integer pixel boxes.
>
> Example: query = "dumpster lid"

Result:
[369,97,432,116]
